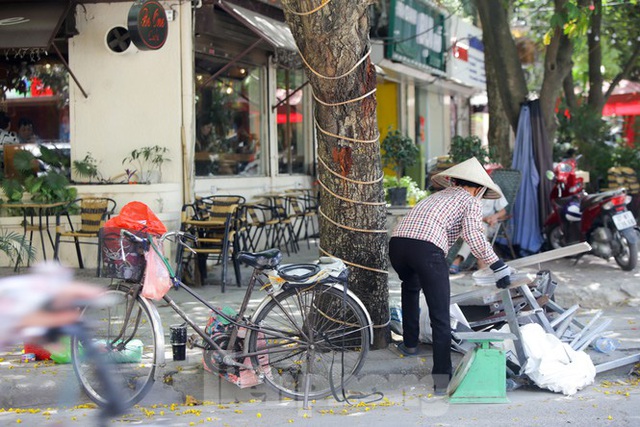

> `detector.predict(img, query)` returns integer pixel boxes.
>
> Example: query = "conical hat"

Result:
[432,157,504,199]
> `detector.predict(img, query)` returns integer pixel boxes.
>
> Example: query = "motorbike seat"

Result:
[581,188,626,207]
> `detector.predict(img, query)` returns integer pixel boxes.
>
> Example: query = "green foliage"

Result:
[73,152,102,182]
[0,230,35,266]
[381,129,420,180]
[1,179,24,202]
[556,104,614,190]
[611,144,640,174]
[383,175,429,205]
[13,150,37,175]
[122,145,170,183]
[1,147,75,204]
[449,135,497,165]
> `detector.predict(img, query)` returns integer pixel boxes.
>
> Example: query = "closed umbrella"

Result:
[530,100,554,223]
[511,103,544,256]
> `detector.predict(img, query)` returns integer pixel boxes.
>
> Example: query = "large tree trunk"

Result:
[477,0,573,147]
[484,39,512,166]
[282,0,390,348]
[587,0,604,112]
[474,0,528,133]
[538,0,574,143]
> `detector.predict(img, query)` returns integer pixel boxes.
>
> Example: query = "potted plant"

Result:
[381,128,420,206]
[122,145,170,183]
[72,152,105,183]
[449,135,496,165]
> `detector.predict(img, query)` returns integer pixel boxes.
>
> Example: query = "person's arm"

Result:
[484,208,507,227]
[460,202,499,266]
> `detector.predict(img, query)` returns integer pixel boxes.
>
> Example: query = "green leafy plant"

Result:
[0,230,35,266]
[449,135,496,165]
[381,129,420,181]
[122,145,170,183]
[1,148,76,204]
[73,152,103,183]
[383,175,429,205]
[556,105,615,190]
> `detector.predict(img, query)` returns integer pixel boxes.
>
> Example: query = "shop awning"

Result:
[218,1,297,52]
[0,0,72,50]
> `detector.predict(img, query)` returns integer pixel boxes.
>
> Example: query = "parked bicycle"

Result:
[71,229,372,408]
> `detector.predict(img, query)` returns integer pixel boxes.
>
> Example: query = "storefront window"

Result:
[1,62,70,175]
[195,65,264,177]
[276,68,307,175]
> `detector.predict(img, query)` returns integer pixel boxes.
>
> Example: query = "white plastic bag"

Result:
[418,293,470,343]
[141,241,172,300]
[520,323,596,396]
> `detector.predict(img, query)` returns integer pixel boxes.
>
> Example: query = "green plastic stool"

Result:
[448,332,516,404]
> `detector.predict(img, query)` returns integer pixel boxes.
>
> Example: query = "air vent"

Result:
[106,27,131,53]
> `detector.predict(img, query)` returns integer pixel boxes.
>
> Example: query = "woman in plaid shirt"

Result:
[389,157,511,395]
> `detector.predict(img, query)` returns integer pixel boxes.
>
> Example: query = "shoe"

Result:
[396,343,419,357]
[449,264,461,274]
[433,386,448,396]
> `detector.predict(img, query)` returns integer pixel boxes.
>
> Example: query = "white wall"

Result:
[68,2,192,210]
[427,90,448,159]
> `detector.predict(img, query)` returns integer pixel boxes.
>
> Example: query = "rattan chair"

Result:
[53,197,117,275]
[180,195,245,291]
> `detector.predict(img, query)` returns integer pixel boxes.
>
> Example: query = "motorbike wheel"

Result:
[546,226,564,250]
[614,231,638,271]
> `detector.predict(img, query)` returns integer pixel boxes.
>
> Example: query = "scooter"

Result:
[543,155,638,271]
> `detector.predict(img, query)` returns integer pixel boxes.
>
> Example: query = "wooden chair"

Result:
[268,195,299,256]
[180,195,245,291]
[236,203,272,252]
[285,193,318,249]
[53,197,117,275]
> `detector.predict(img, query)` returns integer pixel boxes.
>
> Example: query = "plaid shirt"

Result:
[392,186,499,266]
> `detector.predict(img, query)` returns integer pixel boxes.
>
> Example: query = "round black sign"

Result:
[127,0,168,51]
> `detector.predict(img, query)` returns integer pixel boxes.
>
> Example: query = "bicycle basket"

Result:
[99,227,148,282]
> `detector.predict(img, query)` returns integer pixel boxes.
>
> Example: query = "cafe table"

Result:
[0,200,68,270]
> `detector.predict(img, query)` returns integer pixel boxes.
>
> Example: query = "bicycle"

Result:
[71,228,372,408]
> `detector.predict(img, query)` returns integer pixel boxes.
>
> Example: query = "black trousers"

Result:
[389,237,452,386]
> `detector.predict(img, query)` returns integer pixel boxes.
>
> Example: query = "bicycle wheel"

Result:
[248,284,370,400]
[71,283,159,407]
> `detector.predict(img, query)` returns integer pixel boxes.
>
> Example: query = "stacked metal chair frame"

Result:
[180,195,245,292]
[53,197,117,275]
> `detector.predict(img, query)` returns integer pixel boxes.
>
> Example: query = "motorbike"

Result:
[543,155,638,271]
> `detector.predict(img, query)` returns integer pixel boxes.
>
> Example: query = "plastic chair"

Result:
[53,197,117,275]
[490,168,522,259]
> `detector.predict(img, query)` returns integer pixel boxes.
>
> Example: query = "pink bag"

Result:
[141,240,172,300]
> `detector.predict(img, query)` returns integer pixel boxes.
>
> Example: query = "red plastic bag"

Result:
[141,239,172,300]
[104,201,167,235]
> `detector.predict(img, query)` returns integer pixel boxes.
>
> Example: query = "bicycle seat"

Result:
[238,249,283,269]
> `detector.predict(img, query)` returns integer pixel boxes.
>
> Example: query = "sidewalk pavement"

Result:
[2,241,640,426]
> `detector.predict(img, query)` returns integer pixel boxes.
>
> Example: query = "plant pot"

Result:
[388,187,407,206]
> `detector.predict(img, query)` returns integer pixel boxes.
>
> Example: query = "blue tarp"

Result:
[511,104,544,255]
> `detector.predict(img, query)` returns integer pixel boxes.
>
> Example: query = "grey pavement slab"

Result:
[2,241,640,426]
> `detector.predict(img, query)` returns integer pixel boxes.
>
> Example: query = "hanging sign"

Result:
[128,0,168,51]
[387,0,446,74]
